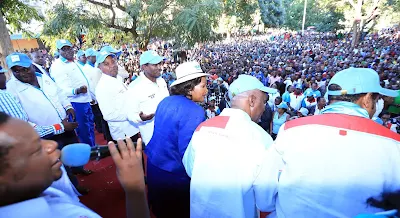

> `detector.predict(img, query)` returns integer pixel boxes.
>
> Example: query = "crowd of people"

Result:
[0,28,399,218]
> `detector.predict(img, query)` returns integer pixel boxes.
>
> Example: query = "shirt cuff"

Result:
[65,105,73,111]
[52,123,65,135]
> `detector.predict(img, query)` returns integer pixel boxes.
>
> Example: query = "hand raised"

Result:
[108,138,145,192]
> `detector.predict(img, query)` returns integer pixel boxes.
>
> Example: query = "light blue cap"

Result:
[56,39,73,49]
[54,51,60,56]
[0,66,8,73]
[328,68,398,97]
[95,51,115,66]
[100,45,120,54]
[277,102,288,109]
[229,75,277,97]
[6,53,32,69]
[139,50,164,66]
[76,50,85,58]
[85,48,97,57]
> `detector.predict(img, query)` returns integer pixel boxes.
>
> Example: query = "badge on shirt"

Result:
[148,94,155,99]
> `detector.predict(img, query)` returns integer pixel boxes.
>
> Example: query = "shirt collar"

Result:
[59,56,73,63]
[220,108,252,122]
[87,61,95,67]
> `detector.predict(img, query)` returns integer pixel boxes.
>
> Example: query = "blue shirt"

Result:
[146,95,206,175]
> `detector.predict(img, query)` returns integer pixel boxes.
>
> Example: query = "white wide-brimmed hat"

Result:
[170,61,209,87]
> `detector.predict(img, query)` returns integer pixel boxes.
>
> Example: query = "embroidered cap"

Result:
[139,50,164,66]
[56,39,73,49]
[85,48,97,57]
[328,68,398,97]
[95,51,115,66]
[6,53,32,69]
[76,50,85,58]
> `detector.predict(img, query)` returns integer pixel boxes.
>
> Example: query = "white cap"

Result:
[170,61,209,87]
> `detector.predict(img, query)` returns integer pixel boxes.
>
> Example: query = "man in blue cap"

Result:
[95,50,139,142]
[82,48,108,139]
[126,50,169,145]
[257,68,400,217]
[76,50,86,67]
[50,39,96,153]
[183,75,276,218]
[100,45,129,82]
[4,52,91,193]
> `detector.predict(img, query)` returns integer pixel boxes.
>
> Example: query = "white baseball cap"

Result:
[170,61,209,87]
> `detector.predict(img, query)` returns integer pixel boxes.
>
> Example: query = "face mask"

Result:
[374,98,384,117]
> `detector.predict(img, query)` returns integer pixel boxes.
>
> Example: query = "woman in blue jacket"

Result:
[145,61,209,218]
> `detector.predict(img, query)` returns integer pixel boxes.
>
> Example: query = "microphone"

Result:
[61,143,91,167]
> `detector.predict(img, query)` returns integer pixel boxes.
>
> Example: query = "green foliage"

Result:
[0,0,43,35]
[283,0,344,32]
[258,0,285,28]
[224,0,258,27]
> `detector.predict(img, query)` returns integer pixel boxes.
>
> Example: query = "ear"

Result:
[248,94,256,108]
[361,93,375,108]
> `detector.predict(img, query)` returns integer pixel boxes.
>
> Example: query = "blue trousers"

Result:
[71,102,96,147]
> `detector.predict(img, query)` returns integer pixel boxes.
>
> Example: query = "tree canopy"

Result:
[258,0,285,28]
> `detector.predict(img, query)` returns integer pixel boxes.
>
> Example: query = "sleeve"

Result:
[53,79,73,110]
[50,62,78,98]
[177,107,205,159]
[253,143,285,212]
[31,122,65,138]
[100,88,129,122]
[182,138,196,178]
[126,87,144,123]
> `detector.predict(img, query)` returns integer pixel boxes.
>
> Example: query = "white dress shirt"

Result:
[126,73,169,144]
[183,108,274,218]
[50,58,92,103]
[289,93,304,111]
[256,114,400,218]
[82,63,102,101]
[96,74,139,140]
[7,73,72,126]
[0,187,100,218]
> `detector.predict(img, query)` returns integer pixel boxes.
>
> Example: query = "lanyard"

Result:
[74,62,91,91]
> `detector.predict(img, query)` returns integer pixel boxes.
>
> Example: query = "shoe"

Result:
[76,186,90,195]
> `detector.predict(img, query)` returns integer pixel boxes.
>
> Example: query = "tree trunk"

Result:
[351,20,360,48]
[0,14,14,79]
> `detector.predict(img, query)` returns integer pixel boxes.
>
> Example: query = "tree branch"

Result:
[86,0,112,9]
[115,0,126,11]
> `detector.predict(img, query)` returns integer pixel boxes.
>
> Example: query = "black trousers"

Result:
[91,104,103,133]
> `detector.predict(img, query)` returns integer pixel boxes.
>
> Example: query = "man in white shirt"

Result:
[126,50,169,145]
[95,51,139,141]
[257,68,400,217]
[81,48,109,140]
[50,39,96,148]
[183,75,276,218]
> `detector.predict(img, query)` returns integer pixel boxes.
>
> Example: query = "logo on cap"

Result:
[60,40,67,43]
[151,51,157,56]
[11,55,20,63]
[100,51,108,55]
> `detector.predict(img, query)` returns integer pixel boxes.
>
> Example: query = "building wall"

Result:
[11,39,39,52]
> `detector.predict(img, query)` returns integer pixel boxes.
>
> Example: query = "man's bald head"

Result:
[231,89,267,122]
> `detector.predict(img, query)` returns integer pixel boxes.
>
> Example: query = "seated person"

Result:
[0,112,149,218]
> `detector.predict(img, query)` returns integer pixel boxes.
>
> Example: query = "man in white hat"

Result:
[258,68,400,217]
[126,50,169,145]
[183,75,276,218]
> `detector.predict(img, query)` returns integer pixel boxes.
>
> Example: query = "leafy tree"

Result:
[283,0,344,32]
[258,0,285,28]
[0,0,43,69]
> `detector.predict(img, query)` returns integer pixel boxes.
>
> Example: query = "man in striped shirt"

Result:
[0,66,67,138]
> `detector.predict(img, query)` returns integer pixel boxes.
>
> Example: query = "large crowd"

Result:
[0,28,399,218]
